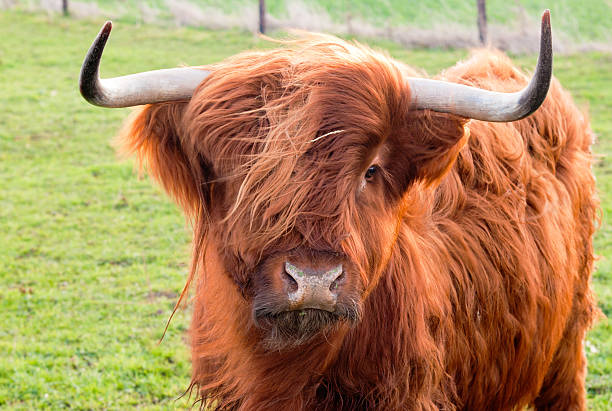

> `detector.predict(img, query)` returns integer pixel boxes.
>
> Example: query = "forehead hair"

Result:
[182,34,413,250]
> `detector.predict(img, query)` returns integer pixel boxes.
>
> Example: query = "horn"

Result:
[79,21,210,108]
[407,10,552,122]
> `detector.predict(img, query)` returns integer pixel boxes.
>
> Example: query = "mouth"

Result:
[253,305,361,351]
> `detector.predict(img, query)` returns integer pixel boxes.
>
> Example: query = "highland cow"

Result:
[80,10,599,410]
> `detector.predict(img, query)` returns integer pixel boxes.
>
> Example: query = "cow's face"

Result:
[90,17,550,351]
[161,44,468,350]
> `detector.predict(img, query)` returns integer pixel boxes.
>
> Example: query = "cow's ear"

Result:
[387,111,469,190]
[115,102,202,216]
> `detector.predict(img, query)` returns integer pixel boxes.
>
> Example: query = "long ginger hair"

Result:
[116,35,598,410]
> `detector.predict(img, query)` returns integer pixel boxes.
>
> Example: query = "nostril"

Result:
[329,271,345,293]
[283,269,298,293]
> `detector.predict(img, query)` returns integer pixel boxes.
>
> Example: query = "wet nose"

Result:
[283,261,344,311]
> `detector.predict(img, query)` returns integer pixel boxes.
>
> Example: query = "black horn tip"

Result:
[79,21,113,106]
[541,9,551,54]
[102,20,113,33]
[541,9,552,53]
[516,9,553,119]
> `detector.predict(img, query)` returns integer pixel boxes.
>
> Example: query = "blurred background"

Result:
[1,1,610,409]
[4,0,612,52]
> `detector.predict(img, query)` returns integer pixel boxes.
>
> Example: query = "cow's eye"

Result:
[365,165,378,181]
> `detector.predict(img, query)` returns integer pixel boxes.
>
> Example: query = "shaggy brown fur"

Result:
[117,35,599,410]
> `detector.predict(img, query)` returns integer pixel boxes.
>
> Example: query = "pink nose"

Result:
[283,261,344,311]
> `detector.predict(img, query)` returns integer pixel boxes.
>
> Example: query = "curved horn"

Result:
[79,21,210,108]
[408,10,552,122]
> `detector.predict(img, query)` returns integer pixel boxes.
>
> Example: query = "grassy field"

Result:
[1,10,611,410]
[7,0,612,44]
[271,0,612,41]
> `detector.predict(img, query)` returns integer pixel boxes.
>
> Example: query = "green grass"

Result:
[9,0,612,43]
[1,10,611,410]
[268,0,612,41]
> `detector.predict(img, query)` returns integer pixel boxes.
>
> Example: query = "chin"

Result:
[253,305,362,352]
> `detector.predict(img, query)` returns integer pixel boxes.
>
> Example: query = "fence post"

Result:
[477,0,487,44]
[259,0,266,34]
